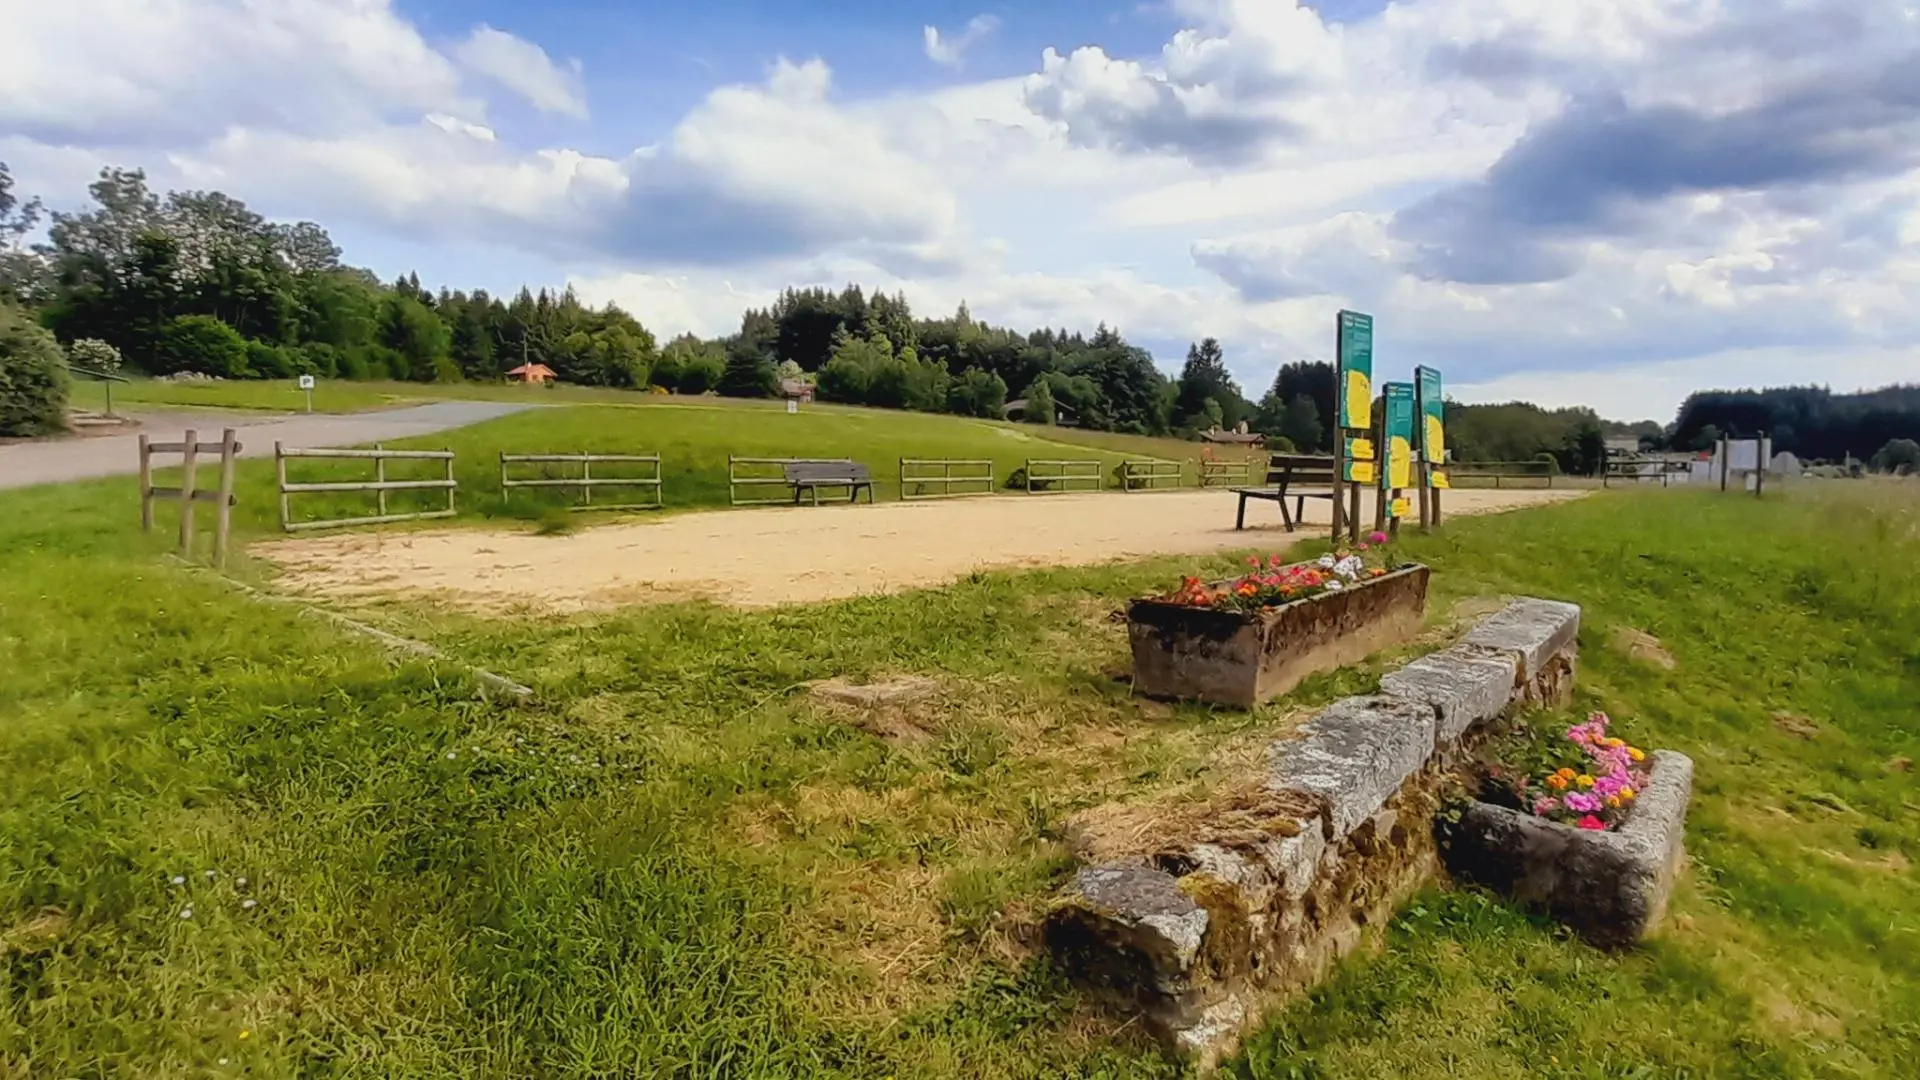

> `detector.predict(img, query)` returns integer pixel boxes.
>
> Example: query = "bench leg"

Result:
[1293,496,1306,532]
[1278,492,1295,532]
[1236,493,1248,531]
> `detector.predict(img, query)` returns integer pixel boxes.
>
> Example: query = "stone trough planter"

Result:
[1442,749,1694,948]
[1127,564,1431,708]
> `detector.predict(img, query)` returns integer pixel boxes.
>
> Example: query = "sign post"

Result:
[1334,310,1375,544]
[298,374,316,413]
[1378,382,1416,536]
[1414,365,1448,529]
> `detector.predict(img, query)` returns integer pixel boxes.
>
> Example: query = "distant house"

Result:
[780,378,816,403]
[1199,426,1266,447]
[506,363,556,385]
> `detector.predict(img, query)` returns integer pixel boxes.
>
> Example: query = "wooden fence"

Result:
[1445,461,1558,488]
[1602,458,1689,488]
[277,443,457,532]
[140,428,240,566]
[1023,459,1103,494]
[1199,459,1253,487]
[900,458,994,500]
[500,452,663,510]
[1121,460,1183,492]
[728,456,847,506]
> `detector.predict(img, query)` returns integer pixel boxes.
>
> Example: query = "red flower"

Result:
[1576,815,1607,831]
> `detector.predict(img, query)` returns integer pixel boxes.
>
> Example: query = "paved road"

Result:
[0,402,534,490]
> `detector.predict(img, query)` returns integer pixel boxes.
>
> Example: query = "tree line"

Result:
[7,162,1915,464]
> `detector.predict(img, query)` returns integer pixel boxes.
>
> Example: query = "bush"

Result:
[0,303,70,436]
[1021,377,1056,425]
[947,367,1008,419]
[153,315,250,378]
[718,343,778,398]
[246,340,297,379]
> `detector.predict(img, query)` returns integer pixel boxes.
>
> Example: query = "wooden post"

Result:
[375,443,388,519]
[1719,435,1730,492]
[1371,413,1388,540]
[276,442,291,532]
[582,451,593,508]
[445,452,457,516]
[1331,445,1347,545]
[138,433,154,532]
[177,429,199,556]
[213,429,238,568]
[1755,431,1767,498]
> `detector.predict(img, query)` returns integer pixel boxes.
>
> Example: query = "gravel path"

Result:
[257,487,1588,611]
[0,402,532,490]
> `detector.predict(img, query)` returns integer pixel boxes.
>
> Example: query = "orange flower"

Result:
[1556,768,1576,781]
[1235,582,1258,597]
[1546,774,1569,791]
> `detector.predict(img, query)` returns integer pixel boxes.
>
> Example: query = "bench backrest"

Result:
[785,460,871,484]
[1265,454,1337,488]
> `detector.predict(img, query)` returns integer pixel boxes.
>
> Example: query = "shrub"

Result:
[0,302,70,436]
[246,340,297,379]
[1021,377,1056,425]
[66,338,123,374]
[947,367,1008,419]
[153,315,250,378]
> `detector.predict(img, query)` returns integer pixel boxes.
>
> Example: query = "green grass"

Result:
[2,471,1917,1076]
[134,402,1207,534]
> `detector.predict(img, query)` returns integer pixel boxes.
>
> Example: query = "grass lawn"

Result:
[136,402,1223,532]
[2,471,1916,1076]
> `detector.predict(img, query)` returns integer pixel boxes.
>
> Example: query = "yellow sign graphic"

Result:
[1387,435,1414,490]
[1343,370,1372,430]
[1431,470,1451,490]
[1350,462,1376,484]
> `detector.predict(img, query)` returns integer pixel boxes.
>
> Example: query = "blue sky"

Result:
[5,0,1918,421]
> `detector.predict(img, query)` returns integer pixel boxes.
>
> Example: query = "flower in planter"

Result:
[1368,530,1389,545]
[1156,540,1399,612]
[1496,711,1652,832]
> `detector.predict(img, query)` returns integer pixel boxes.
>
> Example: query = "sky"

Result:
[4,0,1918,423]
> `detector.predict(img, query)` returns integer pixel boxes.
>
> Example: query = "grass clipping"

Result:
[1067,778,1324,866]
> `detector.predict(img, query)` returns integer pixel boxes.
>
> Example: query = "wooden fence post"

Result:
[276,442,291,532]
[138,433,154,532]
[375,443,388,519]
[213,429,238,568]
[582,451,593,508]
[177,429,199,557]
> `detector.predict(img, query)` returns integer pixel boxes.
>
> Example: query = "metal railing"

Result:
[500,452,663,510]
[1023,458,1103,494]
[277,443,457,531]
[900,458,994,500]
[70,364,132,417]
[1121,459,1183,491]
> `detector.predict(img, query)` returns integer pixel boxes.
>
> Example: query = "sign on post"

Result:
[298,374,316,413]
[1382,382,1416,497]
[1336,311,1374,430]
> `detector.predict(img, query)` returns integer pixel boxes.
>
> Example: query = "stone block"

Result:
[1267,695,1436,841]
[1378,643,1521,746]
[1048,865,1209,990]
[1442,750,1693,947]
[1461,597,1581,679]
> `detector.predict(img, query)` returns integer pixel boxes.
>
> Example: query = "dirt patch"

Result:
[1773,711,1822,739]
[253,488,1583,612]
[809,676,942,743]
[1610,626,1678,669]
[1762,993,1845,1037]
[1887,756,1913,774]
[1,908,67,954]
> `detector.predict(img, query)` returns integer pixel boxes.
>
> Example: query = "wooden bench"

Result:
[784,460,875,505]
[1232,454,1338,531]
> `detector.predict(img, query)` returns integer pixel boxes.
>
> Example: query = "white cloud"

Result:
[5,0,1918,423]
[923,15,1001,70]
[452,24,588,119]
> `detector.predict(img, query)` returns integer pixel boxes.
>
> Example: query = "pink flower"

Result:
[1531,797,1560,817]
[1576,815,1607,831]
[1563,792,1602,814]
[1368,531,1388,545]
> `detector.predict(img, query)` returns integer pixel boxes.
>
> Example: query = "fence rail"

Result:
[1602,458,1690,488]
[277,443,457,531]
[141,428,241,566]
[1121,459,1184,492]
[1199,459,1253,487]
[900,458,994,500]
[1023,458,1103,494]
[501,452,663,510]
[728,456,849,505]
[1444,461,1557,489]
